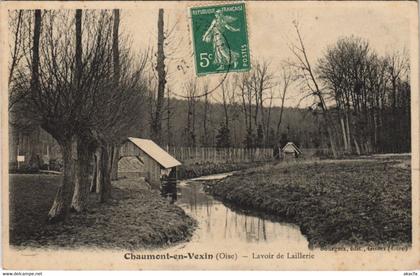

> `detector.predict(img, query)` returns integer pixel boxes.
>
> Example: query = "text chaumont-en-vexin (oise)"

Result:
[124,252,236,261]
[123,252,315,261]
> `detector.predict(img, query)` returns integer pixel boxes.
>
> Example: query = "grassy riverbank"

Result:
[178,161,265,179]
[206,156,411,248]
[9,175,196,249]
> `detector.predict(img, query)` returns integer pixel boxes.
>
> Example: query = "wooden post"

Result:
[237,148,239,162]
[195,147,198,162]
[47,144,50,170]
[17,143,20,169]
[226,148,229,163]
[236,148,239,162]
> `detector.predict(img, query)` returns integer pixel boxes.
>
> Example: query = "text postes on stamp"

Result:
[190,2,251,76]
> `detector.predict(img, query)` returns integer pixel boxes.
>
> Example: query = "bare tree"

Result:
[275,65,293,140]
[9,11,45,172]
[237,72,255,148]
[288,20,338,157]
[70,9,91,212]
[385,51,409,152]
[150,8,166,145]
[166,87,172,146]
[219,75,237,129]
[109,9,121,181]
[9,11,24,88]
[201,82,211,146]
[249,62,273,130]
[184,79,197,147]
[22,10,82,221]
[90,10,148,203]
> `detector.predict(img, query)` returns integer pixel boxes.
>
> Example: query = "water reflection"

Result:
[170,177,309,249]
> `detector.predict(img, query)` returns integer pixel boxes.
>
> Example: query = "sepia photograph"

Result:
[1,0,419,271]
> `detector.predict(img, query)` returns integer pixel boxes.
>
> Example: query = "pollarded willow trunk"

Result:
[94,147,103,194]
[47,138,75,222]
[90,153,98,193]
[71,138,92,212]
[110,145,119,181]
[98,144,112,203]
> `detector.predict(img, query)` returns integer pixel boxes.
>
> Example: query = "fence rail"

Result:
[166,146,274,164]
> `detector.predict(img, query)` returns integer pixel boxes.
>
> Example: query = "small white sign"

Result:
[17,155,25,162]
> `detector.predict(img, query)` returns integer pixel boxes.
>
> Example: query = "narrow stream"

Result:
[169,172,309,251]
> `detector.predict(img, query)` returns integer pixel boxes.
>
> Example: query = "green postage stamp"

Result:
[190,3,251,75]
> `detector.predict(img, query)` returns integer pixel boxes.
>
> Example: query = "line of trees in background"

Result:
[290,21,410,156]
[286,21,410,156]
[144,19,410,155]
[146,22,411,156]
[318,37,410,154]
[144,47,409,156]
[145,97,321,149]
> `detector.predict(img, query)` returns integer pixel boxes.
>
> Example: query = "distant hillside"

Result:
[144,97,325,148]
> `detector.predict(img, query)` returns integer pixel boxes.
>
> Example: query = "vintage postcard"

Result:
[1,0,419,271]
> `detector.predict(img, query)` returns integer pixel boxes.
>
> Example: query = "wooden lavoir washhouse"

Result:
[281,142,302,158]
[119,137,181,189]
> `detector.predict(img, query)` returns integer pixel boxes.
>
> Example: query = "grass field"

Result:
[206,156,411,248]
[9,175,196,249]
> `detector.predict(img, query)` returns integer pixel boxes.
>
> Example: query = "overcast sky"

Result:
[120,1,414,107]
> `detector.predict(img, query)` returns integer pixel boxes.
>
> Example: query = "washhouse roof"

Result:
[127,137,182,169]
[282,142,302,154]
